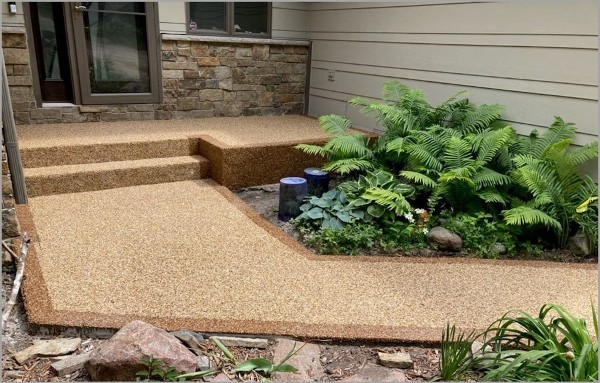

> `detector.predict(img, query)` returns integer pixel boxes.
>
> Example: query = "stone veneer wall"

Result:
[2,143,20,265]
[2,28,309,124]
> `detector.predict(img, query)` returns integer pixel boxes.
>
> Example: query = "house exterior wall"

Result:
[2,2,26,27]
[4,2,309,124]
[306,1,598,152]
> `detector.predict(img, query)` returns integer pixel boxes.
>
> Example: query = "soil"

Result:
[235,184,598,264]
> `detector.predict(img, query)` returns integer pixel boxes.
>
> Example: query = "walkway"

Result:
[19,179,598,343]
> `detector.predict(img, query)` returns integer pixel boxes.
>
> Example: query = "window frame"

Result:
[186,2,272,38]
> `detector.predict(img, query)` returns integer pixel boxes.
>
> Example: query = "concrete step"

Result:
[25,155,210,197]
[20,139,194,168]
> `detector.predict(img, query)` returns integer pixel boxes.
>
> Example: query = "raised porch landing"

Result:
[17,115,328,195]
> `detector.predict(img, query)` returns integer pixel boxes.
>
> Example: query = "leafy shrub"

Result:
[503,117,598,249]
[476,303,598,382]
[337,169,415,221]
[303,223,383,255]
[296,81,501,175]
[400,125,517,213]
[441,212,517,258]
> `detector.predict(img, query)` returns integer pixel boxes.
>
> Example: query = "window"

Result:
[188,2,270,37]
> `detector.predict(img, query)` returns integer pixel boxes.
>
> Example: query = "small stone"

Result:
[272,338,323,381]
[172,330,205,351]
[210,336,268,349]
[4,370,25,379]
[51,352,91,377]
[428,226,463,252]
[14,338,81,364]
[341,363,406,382]
[197,355,210,370]
[377,352,413,369]
[489,242,507,254]
[568,233,592,256]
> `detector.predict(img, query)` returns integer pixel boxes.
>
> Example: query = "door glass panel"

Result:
[36,3,62,80]
[189,2,226,33]
[82,3,150,93]
[83,2,145,14]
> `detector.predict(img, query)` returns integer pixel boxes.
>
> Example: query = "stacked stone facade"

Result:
[2,27,309,125]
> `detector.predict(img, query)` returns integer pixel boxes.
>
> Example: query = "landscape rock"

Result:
[428,226,462,252]
[171,330,205,353]
[210,336,268,349]
[51,352,91,377]
[341,363,407,382]
[489,242,507,254]
[85,320,197,381]
[197,355,210,370]
[272,338,323,381]
[568,233,592,256]
[14,338,81,364]
[377,352,413,369]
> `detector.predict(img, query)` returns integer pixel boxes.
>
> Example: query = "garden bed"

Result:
[236,183,598,264]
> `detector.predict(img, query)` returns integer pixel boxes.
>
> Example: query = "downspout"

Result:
[302,40,312,116]
[1,49,28,204]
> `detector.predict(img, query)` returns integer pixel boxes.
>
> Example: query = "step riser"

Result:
[21,139,194,168]
[26,161,210,197]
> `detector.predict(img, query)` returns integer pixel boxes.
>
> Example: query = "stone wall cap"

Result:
[2,26,26,34]
[161,34,310,47]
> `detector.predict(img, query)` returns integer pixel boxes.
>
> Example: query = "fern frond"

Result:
[455,104,504,133]
[361,187,411,215]
[442,137,474,170]
[382,81,410,103]
[569,142,598,165]
[318,114,353,136]
[295,144,333,158]
[407,143,445,171]
[322,158,375,175]
[503,205,562,232]
[438,166,478,187]
[385,137,408,154]
[400,170,438,188]
[477,188,508,205]
[474,127,517,163]
[323,135,371,158]
[473,167,512,188]
[529,117,576,158]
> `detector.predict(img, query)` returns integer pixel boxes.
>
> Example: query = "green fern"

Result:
[503,117,598,248]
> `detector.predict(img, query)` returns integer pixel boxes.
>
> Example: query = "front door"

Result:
[29,2,74,102]
[70,2,160,104]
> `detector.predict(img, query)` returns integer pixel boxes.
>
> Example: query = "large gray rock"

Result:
[51,352,91,377]
[428,226,462,252]
[85,321,197,381]
[568,233,592,256]
[489,242,507,254]
[272,338,323,381]
[341,363,406,382]
[14,338,81,364]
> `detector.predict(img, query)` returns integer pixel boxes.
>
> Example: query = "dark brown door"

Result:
[29,3,74,102]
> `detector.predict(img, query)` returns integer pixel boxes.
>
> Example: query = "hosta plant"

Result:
[294,189,363,230]
[503,117,598,248]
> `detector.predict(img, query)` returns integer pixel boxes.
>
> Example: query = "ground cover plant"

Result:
[295,81,598,259]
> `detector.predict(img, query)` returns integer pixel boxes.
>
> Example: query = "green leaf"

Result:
[272,364,298,373]
[313,198,332,208]
[136,371,150,377]
[336,211,353,223]
[367,204,385,218]
[211,337,236,363]
[576,197,598,213]
[175,370,217,380]
[348,198,370,208]
[306,208,324,219]
[234,358,273,373]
